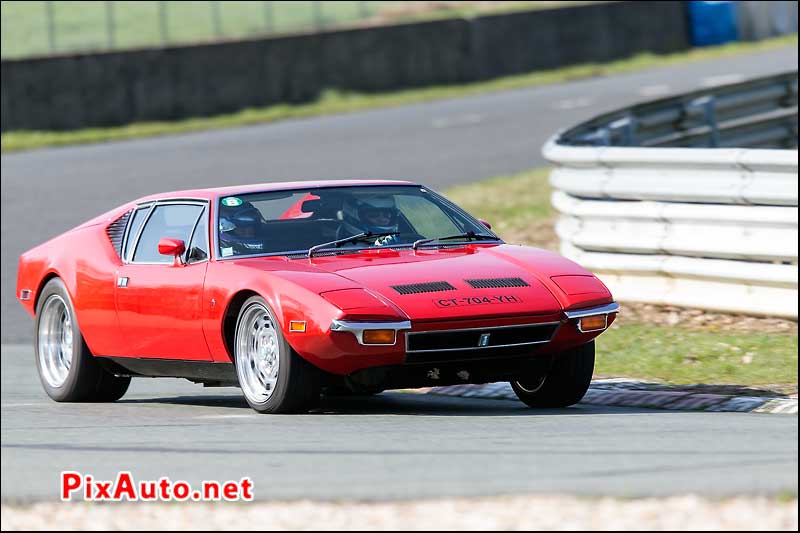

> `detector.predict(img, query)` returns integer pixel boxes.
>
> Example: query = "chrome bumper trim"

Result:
[330,319,411,346]
[563,302,620,320]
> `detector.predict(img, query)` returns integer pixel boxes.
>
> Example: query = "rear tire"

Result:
[511,341,595,408]
[34,278,131,402]
[234,296,320,413]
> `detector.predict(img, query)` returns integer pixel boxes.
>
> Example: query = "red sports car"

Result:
[17,180,618,413]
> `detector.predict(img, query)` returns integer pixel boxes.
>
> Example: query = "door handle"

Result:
[117,277,129,288]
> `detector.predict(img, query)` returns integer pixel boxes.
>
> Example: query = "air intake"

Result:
[106,211,131,258]
[391,281,456,295]
[465,277,529,289]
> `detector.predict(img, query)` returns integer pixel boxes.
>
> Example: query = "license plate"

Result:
[433,295,523,308]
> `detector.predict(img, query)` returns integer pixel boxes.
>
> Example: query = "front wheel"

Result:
[234,296,320,413]
[511,341,595,408]
[34,278,130,402]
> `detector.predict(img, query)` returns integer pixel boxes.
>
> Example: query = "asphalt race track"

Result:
[2,347,798,501]
[1,46,798,502]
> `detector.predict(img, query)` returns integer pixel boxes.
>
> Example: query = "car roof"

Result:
[135,180,419,203]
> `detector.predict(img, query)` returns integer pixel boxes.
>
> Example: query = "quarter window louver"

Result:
[106,211,131,258]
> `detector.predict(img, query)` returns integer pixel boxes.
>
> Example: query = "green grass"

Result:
[0,1,389,58]
[0,1,593,59]
[597,324,798,386]
[2,33,797,153]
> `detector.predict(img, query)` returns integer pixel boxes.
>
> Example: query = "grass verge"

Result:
[2,33,796,153]
[597,324,798,387]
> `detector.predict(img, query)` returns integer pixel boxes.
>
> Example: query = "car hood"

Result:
[306,244,564,321]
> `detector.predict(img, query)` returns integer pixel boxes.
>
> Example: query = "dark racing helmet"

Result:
[219,201,264,255]
[342,195,399,235]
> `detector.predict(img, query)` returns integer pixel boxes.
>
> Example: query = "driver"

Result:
[219,201,265,255]
[342,195,401,246]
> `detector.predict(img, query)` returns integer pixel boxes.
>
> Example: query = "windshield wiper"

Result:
[412,231,501,250]
[308,232,399,258]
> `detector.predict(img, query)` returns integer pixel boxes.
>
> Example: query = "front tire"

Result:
[511,341,595,408]
[34,278,130,402]
[234,296,320,413]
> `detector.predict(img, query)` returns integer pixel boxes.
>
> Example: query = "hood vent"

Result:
[391,281,456,295]
[106,210,131,258]
[465,277,529,289]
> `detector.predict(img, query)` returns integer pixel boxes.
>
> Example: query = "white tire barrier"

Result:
[543,74,798,318]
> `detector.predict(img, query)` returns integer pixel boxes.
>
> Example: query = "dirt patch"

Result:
[615,302,798,335]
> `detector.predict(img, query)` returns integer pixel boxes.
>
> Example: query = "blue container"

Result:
[686,1,739,46]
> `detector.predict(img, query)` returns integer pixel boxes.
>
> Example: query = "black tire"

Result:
[511,341,595,408]
[233,296,320,414]
[34,278,131,402]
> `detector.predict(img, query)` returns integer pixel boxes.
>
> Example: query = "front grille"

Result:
[465,277,529,289]
[405,322,559,362]
[106,211,131,258]
[391,281,456,295]
[405,344,547,364]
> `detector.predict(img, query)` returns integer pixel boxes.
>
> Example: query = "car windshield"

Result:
[216,185,499,258]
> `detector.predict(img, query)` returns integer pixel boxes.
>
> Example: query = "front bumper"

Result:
[313,302,619,375]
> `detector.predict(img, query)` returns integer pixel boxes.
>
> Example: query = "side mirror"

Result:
[478,219,492,230]
[158,238,186,265]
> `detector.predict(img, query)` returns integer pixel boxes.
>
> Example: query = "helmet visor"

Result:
[361,207,396,227]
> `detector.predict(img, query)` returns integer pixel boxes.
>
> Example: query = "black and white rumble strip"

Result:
[415,379,798,414]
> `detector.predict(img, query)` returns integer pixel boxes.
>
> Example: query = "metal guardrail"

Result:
[543,71,799,318]
[561,71,798,148]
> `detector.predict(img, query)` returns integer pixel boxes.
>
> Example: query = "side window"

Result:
[123,206,150,261]
[186,208,209,263]
[133,204,203,263]
[395,195,461,237]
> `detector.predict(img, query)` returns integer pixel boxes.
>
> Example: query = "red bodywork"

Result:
[17,180,616,377]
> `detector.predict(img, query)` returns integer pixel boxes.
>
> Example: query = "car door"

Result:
[115,201,213,360]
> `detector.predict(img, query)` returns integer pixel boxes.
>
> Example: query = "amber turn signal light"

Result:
[579,315,607,332]
[362,329,396,345]
[289,321,306,332]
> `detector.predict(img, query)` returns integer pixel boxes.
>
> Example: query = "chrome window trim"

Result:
[405,321,561,354]
[184,206,210,265]
[121,203,153,263]
[330,319,412,346]
[126,200,209,265]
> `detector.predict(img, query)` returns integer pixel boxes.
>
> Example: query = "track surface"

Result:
[2,346,797,502]
[1,47,798,502]
[1,45,797,343]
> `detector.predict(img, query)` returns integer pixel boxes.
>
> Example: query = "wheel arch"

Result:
[221,289,263,362]
[34,270,65,313]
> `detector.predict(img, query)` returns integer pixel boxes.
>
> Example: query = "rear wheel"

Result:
[511,341,595,408]
[234,296,320,413]
[34,278,130,402]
